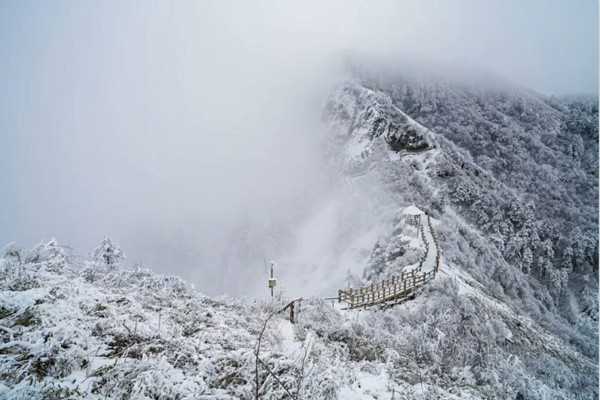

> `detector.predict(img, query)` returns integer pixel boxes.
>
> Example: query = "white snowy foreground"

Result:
[0,238,597,399]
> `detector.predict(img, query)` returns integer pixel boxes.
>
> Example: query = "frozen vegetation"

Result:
[1,71,598,399]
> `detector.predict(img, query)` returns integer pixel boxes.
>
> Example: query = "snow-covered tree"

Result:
[92,237,124,269]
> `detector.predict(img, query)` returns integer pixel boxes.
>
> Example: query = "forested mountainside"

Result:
[326,76,598,317]
[1,73,598,400]
[323,73,598,397]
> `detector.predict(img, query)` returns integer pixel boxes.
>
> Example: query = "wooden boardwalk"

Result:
[338,213,440,310]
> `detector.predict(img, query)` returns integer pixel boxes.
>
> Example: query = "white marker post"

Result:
[268,261,277,298]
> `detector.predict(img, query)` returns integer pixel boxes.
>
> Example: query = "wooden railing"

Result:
[427,214,441,273]
[337,213,440,309]
[338,270,435,309]
[416,218,429,271]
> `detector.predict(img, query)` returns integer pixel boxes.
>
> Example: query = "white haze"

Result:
[0,0,597,297]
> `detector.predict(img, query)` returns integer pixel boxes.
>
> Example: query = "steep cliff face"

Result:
[324,82,436,174]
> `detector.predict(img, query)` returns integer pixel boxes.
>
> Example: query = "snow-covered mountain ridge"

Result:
[324,78,598,302]
[321,74,598,398]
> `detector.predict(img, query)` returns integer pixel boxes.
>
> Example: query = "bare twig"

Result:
[413,347,424,393]
[158,310,161,338]
[255,301,304,399]
[255,307,278,399]
[296,335,311,398]
[121,321,131,336]
[257,357,297,400]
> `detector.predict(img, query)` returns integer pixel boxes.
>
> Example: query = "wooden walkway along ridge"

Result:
[337,213,441,310]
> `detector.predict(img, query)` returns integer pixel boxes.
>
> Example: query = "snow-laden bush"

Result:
[82,237,124,283]
[92,357,208,400]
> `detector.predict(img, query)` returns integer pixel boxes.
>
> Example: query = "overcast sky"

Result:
[0,0,597,295]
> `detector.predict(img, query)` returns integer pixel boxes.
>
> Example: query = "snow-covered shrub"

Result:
[82,237,124,283]
[92,237,124,268]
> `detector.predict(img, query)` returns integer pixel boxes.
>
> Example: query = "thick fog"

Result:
[1,1,597,297]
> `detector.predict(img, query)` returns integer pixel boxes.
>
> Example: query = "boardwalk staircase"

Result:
[337,212,440,310]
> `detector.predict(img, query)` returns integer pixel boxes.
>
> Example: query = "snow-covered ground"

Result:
[1,237,596,399]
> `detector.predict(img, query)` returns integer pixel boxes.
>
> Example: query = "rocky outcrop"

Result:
[324,81,435,172]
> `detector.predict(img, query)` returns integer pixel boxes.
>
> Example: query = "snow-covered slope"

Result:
[0,240,340,399]
[1,230,597,400]
[0,239,536,399]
